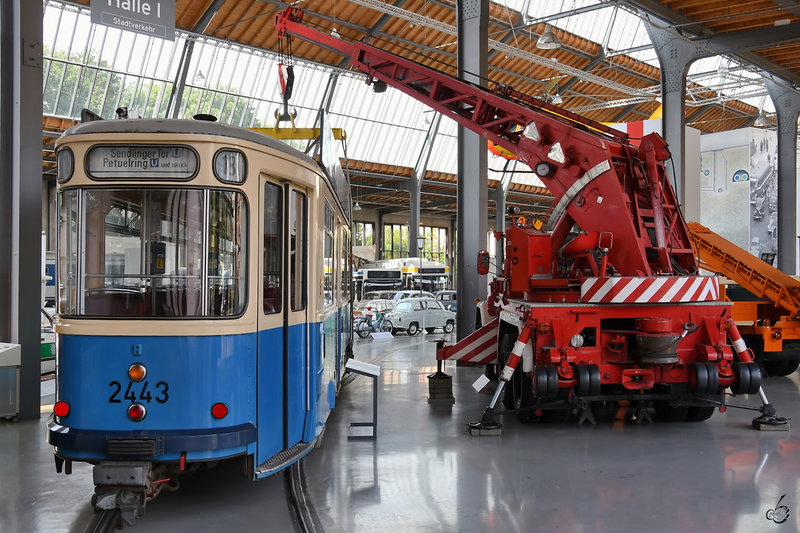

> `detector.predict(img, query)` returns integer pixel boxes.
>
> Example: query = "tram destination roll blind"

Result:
[86,145,197,180]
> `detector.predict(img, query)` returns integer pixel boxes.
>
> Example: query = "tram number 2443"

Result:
[108,381,169,404]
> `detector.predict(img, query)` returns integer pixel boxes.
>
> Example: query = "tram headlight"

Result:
[214,149,247,183]
[127,403,146,422]
[56,148,73,183]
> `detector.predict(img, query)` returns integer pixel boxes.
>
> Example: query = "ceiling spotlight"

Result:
[754,110,771,128]
[536,25,562,50]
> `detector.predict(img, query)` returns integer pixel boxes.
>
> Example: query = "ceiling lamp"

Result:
[353,201,362,211]
[550,89,563,105]
[754,110,772,128]
[536,25,562,50]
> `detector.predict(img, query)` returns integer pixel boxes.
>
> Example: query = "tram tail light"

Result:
[211,403,229,419]
[127,403,146,422]
[54,401,70,417]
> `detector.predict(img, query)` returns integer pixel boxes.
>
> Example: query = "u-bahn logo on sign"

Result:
[732,169,750,182]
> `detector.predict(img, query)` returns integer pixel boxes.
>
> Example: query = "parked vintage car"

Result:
[391,290,435,301]
[383,297,456,335]
[435,290,457,312]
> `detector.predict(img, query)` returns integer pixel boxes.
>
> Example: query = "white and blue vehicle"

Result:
[47,116,353,525]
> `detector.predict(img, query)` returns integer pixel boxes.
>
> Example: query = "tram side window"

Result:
[207,191,247,316]
[263,182,282,314]
[323,202,334,307]
[290,190,307,311]
[341,229,351,301]
[58,190,79,315]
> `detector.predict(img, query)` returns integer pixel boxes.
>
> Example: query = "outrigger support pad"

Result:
[466,407,503,436]
[753,402,791,431]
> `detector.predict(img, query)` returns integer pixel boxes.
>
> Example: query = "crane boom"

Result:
[275,7,697,278]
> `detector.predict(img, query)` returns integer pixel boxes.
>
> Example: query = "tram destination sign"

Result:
[86,145,198,180]
[91,0,175,41]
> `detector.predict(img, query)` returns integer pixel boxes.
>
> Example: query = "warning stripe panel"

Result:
[580,277,719,303]
[437,318,498,363]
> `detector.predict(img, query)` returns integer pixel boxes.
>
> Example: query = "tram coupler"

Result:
[92,462,152,526]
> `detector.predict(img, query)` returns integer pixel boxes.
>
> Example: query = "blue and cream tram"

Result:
[47,117,353,524]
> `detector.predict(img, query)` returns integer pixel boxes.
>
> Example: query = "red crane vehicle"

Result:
[275,7,785,430]
[688,222,800,377]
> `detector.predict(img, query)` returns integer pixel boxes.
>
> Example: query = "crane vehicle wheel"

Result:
[575,364,590,396]
[731,362,750,395]
[745,362,762,394]
[533,366,550,400]
[407,323,420,336]
[653,401,688,422]
[587,364,602,396]
[685,406,716,422]
[517,373,538,423]
[690,362,710,395]
[705,362,719,393]
[545,365,560,399]
[762,357,800,377]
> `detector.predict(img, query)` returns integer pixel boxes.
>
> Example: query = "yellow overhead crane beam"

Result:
[251,127,346,140]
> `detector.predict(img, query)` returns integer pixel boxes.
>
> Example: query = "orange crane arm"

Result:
[687,222,800,317]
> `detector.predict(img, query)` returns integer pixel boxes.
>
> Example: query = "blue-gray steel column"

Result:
[644,21,704,204]
[456,0,489,338]
[764,79,800,275]
[1,1,43,420]
[408,114,441,259]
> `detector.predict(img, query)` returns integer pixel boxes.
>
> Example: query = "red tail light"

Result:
[211,403,228,419]
[54,401,70,417]
[127,403,146,422]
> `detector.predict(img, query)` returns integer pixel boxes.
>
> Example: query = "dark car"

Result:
[435,290,457,312]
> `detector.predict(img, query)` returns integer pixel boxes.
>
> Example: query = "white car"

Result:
[391,290,435,301]
[383,297,456,335]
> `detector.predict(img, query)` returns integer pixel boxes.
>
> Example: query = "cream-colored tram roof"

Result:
[55,118,349,337]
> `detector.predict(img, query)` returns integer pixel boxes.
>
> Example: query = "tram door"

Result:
[257,179,309,466]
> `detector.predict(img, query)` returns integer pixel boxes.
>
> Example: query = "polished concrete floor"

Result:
[4,333,800,532]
